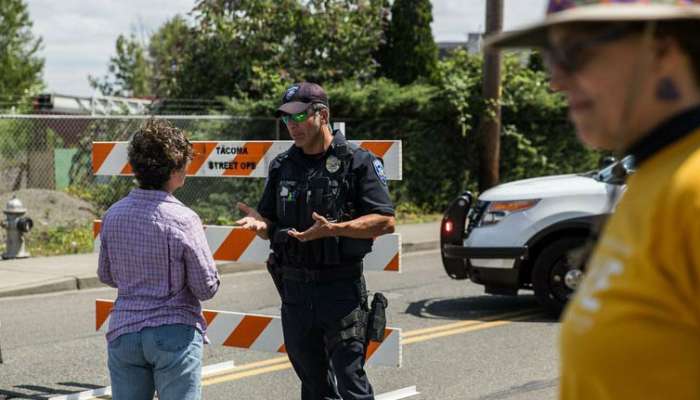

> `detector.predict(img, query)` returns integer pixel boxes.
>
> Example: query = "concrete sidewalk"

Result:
[0,221,440,299]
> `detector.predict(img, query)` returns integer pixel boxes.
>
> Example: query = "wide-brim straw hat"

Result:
[485,0,700,49]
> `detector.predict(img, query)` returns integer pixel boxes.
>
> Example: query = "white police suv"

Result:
[440,157,634,313]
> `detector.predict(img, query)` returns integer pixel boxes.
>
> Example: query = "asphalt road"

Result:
[0,250,561,400]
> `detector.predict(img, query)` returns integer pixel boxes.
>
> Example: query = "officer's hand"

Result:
[288,212,336,242]
[234,202,267,233]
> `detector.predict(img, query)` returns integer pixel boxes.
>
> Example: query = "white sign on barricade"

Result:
[96,299,401,368]
[91,135,406,373]
[92,140,402,180]
[92,220,401,272]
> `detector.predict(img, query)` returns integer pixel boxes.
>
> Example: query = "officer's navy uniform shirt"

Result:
[257,129,394,230]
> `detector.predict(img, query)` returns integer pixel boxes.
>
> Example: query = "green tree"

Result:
[89,34,151,97]
[176,0,387,99]
[149,16,191,97]
[97,1,388,101]
[199,50,596,213]
[90,15,191,98]
[0,0,44,110]
[378,0,438,85]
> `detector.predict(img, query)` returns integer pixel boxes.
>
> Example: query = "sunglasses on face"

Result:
[281,109,312,125]
[543,24,639,74]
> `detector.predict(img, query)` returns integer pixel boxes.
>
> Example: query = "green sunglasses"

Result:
[281,109,312,125]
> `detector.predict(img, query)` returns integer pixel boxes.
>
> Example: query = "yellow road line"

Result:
[87,310,544,398]
[202,355,290,380]
[402,309,538,338]
[197,309,544,387]
[402,312,546,344]
[203,361,293,386]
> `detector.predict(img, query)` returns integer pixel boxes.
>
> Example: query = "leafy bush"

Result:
[204,50,600,214]
[25,224,94,256]
[395,202,441,224]
[65,179,135,215]
[69,51,600,222]
[187,179,266,225]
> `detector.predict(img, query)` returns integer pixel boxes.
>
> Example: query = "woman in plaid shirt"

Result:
[98,120,220,400]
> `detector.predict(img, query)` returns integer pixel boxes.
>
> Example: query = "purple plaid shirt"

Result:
[97,188,220,343]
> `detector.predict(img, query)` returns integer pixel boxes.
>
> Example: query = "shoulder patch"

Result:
[373,159,388,186]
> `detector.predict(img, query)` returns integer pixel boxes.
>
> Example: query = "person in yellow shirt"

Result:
[487,1,700,399]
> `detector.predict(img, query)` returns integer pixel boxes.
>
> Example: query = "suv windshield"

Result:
[595,155,635,184]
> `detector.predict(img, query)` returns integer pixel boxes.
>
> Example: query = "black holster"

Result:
[324,308,368,353]
[367,292,388,342]
[323,292,389,353]
[266,253,284,299]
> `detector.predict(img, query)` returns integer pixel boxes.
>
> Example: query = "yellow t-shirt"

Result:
[560,127,700,400]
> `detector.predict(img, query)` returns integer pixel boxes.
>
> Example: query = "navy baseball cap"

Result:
[275,82,329,117]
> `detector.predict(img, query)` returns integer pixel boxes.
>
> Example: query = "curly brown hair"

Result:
[128,119,193,190]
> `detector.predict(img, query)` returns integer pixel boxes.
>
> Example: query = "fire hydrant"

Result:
[2,196,33,259]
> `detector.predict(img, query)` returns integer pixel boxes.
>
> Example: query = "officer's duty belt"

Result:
[281,263,362,283]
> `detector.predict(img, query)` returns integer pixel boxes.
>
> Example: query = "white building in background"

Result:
[437,32,484,57]
[33,93,152,115]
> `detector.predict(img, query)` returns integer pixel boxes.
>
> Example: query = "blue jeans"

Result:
[107,324,203,400]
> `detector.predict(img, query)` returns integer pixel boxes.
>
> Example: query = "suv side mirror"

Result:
[599,156,616,168]
[610,162,630,184]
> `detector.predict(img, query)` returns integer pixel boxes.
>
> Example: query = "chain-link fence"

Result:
[0,113,594,256]
[0,114,300,255]
[0,113,591,222]
[0,115,287,221]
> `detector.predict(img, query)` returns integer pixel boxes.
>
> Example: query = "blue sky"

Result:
[26,0,548,96]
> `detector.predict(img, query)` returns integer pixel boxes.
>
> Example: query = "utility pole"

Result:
[477,0,503,192]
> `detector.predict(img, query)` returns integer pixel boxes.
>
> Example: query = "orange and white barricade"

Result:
[92,135,405,369]
[92,140,402,180]
[93,220,401,273]
[96,299,401,367]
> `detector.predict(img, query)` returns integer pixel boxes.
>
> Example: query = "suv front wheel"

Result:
[532,237,587,315]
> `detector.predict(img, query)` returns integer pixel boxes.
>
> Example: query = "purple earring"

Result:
[656,77,681,101]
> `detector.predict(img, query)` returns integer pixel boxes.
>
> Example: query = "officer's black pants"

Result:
[281,277,374,400]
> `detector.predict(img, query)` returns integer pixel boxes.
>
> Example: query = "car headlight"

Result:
[479,199,540,226]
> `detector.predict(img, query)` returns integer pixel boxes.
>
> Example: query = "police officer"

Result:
[235,82,395,400]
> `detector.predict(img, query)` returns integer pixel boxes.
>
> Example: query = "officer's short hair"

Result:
[128,119,193,190]
[311,103,330,122]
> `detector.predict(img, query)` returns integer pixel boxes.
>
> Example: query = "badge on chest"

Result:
[326,155,341,174]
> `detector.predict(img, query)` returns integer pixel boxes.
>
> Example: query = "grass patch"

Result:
[395,202,442,225]
[24,224,94,257]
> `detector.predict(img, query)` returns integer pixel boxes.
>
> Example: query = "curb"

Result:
[0,240,439,299]
[402,240,439,253]
[0,277,77,298]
